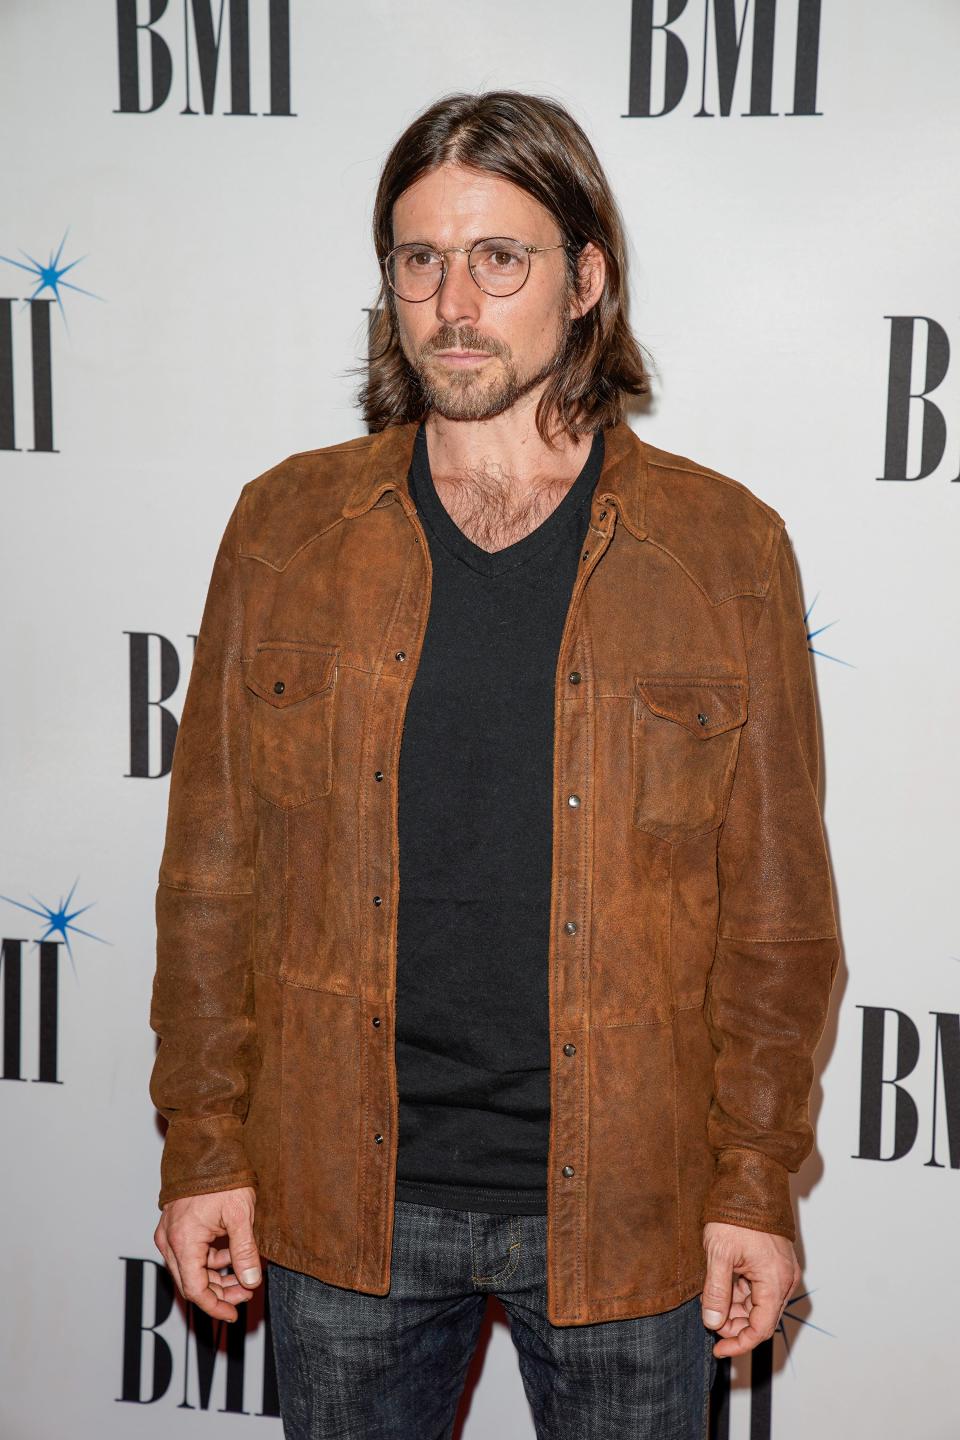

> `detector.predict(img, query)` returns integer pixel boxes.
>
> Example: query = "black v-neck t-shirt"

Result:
[393,420,605,1215]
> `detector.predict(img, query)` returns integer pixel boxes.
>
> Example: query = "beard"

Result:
[406,303,574,423]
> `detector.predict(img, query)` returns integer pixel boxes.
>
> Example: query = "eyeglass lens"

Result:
[386,239,530,300]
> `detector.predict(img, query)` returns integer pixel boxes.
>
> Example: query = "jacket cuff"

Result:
[157,1114,258,1209]
[699,1145,796,1241]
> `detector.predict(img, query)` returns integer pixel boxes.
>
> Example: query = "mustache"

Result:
[423,327,505,358]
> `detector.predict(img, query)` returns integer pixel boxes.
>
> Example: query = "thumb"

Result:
[227,1218,262,1288]
[701,1250,734,1330]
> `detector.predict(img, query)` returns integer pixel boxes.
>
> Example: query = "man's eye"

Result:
[406,250,439,268]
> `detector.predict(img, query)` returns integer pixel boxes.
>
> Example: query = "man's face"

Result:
[389,162,576,423]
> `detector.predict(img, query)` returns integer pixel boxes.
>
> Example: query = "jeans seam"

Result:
[702,1322,714,1439]
[471,1213,523,1285]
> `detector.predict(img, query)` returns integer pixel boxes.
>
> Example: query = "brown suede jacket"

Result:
[149,418,840,1326]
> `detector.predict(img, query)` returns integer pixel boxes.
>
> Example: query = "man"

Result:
[150,90,840,1439]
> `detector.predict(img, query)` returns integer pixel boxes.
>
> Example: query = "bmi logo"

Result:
[126,630,197,780]
[854,1006,960,1167]
[0,879,110,1084]
[118,1257,280,1417]
[626,0,822,118]
[0,229,102,454]
[709,1287,833,1440]
[879,318,960,482]
[115,0,295,116]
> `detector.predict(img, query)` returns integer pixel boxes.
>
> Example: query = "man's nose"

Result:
[434,251,482,327]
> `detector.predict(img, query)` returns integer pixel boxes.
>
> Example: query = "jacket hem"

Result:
[255,1224,710,1328]
[254,1229,389,1294]
[546,1266,709,1326]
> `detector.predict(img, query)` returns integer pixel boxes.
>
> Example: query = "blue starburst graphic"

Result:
[0,877,112,978]
[775,1287,835,1375]
[805,593,852,667]
[0,227,104,336]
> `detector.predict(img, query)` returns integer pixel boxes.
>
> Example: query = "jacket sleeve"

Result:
[148,490,260,1209]
[700,524,840,1242]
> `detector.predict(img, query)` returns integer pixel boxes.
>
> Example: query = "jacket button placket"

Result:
[355,513,431,1295]
[549,640,593,1323]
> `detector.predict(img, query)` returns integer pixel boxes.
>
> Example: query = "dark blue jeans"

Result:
[268,1199,718,1440]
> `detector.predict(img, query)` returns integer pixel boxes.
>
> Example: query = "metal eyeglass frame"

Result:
[379,237,575,301]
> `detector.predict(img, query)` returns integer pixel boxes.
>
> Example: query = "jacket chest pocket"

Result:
[242,643,339,808]
[632,675,748,844]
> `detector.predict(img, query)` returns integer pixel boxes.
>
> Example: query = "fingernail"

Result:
[703,1309,723,1327]
[241,1268,261,1285]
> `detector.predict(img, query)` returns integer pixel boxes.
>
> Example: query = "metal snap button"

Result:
[395,650,406,661]
[374,1133,384,1144]
[562,1164,575,1177]
[563,1043,576,1056]
[567,794,581,807]
[374,770,384,781]
[373,895,382,906]
[273,680,285,695]
[697,712,709,726]
[568,671,582,684]
[372,1016,381,1027]
[564,920,578,935]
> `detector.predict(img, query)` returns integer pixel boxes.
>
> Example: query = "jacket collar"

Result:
[341,418,649,542]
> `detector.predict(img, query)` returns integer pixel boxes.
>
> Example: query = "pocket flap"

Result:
[634,676,747,737]
[243,645,338,708]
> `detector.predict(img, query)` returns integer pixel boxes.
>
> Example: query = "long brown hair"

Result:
[352,90,652,447]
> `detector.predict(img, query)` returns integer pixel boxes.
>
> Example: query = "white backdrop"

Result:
[2,2,958,1437]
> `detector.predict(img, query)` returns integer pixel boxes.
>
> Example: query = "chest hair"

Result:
[433,461,578,554]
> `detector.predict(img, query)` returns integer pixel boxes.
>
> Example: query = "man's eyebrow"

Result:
[392,234,507,250]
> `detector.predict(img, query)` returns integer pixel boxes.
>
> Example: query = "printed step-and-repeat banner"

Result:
[2,2,957,1437]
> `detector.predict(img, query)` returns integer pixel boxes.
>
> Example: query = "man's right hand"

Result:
[153,1185,261,1322]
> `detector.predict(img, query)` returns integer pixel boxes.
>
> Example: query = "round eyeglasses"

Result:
[380,237,572,302]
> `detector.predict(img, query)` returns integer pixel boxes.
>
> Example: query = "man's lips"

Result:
[432,350,492,365]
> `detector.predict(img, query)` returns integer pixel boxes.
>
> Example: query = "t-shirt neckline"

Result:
[408,421,605,577]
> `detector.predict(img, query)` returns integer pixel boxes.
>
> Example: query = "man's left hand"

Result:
[700,1221,801,1357]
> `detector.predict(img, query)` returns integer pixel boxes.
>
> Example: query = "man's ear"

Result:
[570,241,606,320]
